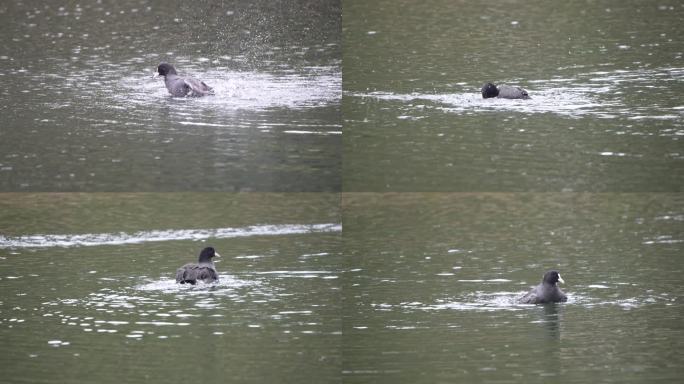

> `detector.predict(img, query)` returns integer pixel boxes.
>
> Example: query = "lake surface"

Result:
[343,0,683,191]
[2,0,684,383]
[341,193,683,383]
[0,193,342,383]
[0,0,341,191]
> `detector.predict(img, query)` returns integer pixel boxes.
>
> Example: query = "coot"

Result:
[481,82,529,99]
[175,247,220,285]
[156,63,214,97]
[518,270,567,304]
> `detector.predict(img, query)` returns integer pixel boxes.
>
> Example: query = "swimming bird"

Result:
[175,247,220,285]
[518,270,567,304]
[481,82,530,99]
[156,62,214,97]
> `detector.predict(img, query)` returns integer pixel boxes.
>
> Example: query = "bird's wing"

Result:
[164,75,190,97]
[518,286,541,304]
[184,77,213,95]
[195,266,218,282]
[176,263,200,282]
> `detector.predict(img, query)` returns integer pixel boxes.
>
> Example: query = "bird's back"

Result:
[184,77,214,96]
[497,85,529,99]
[519,283,567,304]
[164,74,190,97]
[175,263,218,284]
[519,284,543,304]
[164,74,213,97]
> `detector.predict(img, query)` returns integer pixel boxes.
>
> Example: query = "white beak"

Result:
[557,274,565,284]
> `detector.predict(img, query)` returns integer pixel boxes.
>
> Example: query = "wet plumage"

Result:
[518,270,567,304]
[156,62,214,97]
[175,247,220,285]
[481,82,530,99]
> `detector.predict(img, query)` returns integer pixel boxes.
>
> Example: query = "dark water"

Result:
[342,193,684,383]
[343,0,684,191]
[0,193,342,383]
[0,0,341,191]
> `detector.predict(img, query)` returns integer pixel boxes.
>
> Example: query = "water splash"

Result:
[348,67,684,120]
[136,274,260,293]
[120,65,341,111]
[39,273,276,337]
[371,288,674,313]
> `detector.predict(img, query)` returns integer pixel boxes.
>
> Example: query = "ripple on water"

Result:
[37,273,274,340]
[0,223,341,249]
[35,59,340,110]
[117,65,341,111]
[370,286,673,313]
[349,66,684,120]
[253,270,338,279]
[135,274,261,295]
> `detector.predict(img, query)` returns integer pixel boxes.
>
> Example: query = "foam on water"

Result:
[34,260,340,340]
[370,285,674,313]
[0,223,341,248]
[31,61,343,138]
[349,67,684,120]
[120,65,341,111]
[136,274,260,294]
[37,273,277,339]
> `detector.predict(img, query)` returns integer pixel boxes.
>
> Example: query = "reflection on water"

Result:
[344,64,684,192]
[0,193,342,382]
[371,286,672,313]
[40,274,268,339]
[0,223,341,248]
[342,193,684,383]
[349,67,684,120]
[0,0,342,191]
[141,66,341,111]
[343,0,684,192]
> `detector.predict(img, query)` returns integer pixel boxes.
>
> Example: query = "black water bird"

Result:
[156,62,214,97]
[175,247,220,285]
[481,82,530,99]
[518,270,567,304]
